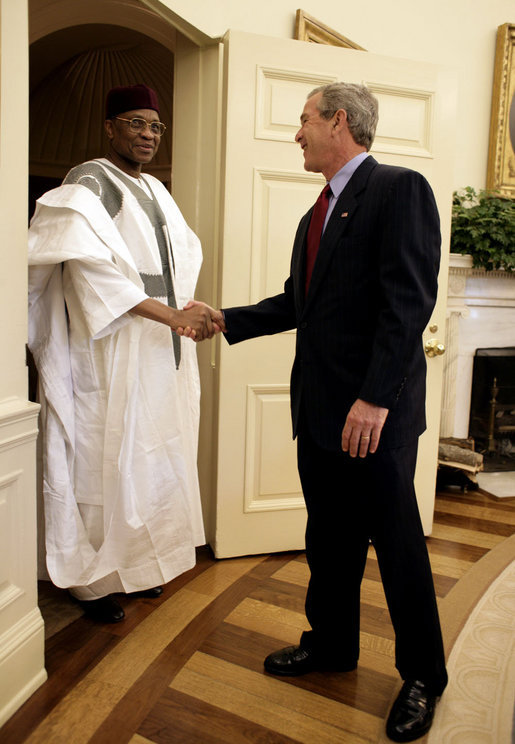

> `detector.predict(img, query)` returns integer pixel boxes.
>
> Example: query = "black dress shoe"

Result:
[129,586,163,598]
[264,645,357,676]
[386,679,439,742]
[77,595,125,623]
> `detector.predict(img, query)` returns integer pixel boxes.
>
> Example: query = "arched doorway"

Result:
[28,0,222,549]
[28,8,177,631]
[1,0,221,724]
[27,0,222,627]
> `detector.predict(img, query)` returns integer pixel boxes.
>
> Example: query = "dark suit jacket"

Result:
[223,156,441,451]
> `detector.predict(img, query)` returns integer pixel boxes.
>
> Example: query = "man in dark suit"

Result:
[185,82,447,742]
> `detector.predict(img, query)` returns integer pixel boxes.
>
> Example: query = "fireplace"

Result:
[443,256,515,439]
[440,257,515,492]
[469,348,515,468]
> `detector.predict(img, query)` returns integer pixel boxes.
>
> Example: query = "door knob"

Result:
[424,338,445,357]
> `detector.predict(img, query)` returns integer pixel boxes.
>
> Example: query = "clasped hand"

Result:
[176,301,226,340]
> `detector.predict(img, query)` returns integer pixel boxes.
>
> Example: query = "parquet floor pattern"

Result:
[2,488,514,744]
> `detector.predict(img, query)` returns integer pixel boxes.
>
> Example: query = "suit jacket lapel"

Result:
[302,156,378,314]
[292,210,311,316]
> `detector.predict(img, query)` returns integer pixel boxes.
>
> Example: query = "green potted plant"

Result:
[451,187,515,271]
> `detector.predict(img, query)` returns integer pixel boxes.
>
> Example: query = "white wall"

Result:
[0,0,46,727]
[1,0,31,401]
[153,0,513,191]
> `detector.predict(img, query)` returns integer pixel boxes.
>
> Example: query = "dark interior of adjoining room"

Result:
[468,347,515,471]
[28,24,174,219]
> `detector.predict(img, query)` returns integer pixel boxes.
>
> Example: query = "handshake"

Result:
[174,300,226,341]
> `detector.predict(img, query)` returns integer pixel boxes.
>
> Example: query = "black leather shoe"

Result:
[264,645,357,676]
[386,679,439,742]
[77,595,125,623]
[129,586,163,598]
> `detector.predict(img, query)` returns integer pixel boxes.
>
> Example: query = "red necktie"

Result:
[305,184,331,294]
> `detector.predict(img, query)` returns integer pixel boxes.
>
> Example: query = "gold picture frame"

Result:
[487,23,515,198]
[294,9,366,51]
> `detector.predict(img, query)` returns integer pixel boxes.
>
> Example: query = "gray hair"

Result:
[309,82,379,151]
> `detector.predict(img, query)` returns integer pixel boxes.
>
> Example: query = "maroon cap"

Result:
[105,84,160,118]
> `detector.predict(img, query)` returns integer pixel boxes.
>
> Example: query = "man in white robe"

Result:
[28,84,214,622]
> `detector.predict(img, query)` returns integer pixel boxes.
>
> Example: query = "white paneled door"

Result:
[214,30,456,557]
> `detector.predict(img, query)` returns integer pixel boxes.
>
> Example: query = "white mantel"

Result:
[441,254,515,439]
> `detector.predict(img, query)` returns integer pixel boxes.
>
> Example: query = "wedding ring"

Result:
[361,435,370,439]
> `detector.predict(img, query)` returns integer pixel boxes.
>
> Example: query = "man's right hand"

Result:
[177,301,226,339]
[172,304,217,341]
[130,298,217,341]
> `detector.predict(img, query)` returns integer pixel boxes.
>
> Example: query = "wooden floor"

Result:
[2,487,515,744]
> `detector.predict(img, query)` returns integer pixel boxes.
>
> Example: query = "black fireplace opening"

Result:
[469,347,515,471]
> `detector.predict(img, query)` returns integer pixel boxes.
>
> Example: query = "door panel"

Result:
[214,30,456,557]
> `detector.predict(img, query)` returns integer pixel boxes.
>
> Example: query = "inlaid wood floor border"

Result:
[1,489,514,744]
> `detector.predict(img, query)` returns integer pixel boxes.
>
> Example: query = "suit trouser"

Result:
[296,425,448,695]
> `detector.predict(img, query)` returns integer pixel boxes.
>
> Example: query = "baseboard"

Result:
[0,397,46,728]
[0,607,47,727]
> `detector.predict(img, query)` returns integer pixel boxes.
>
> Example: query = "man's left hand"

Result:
[341,399,389,458]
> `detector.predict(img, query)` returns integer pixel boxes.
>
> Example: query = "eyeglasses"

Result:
[115,117,166,136]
